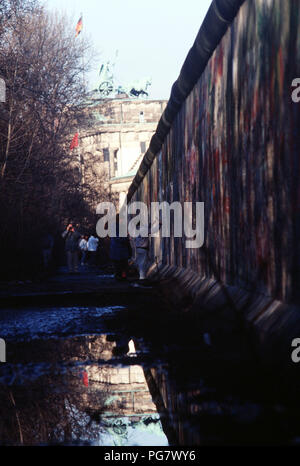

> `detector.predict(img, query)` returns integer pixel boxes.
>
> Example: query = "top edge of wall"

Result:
[126,0,246,203]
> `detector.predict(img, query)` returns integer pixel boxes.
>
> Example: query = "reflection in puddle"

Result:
[1,304,300,445]
[0,334,168,446]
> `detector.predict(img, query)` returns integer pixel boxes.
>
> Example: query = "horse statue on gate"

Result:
[120,77,152,99]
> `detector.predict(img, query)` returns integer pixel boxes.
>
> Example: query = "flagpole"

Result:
[81,13,85,186]
[75,12,85,187]
[80,12,85,91]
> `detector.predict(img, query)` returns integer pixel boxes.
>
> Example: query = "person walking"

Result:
[87,234,99,267]
[109,215,132,280]
[134,224,149,281]
[134,220,160,282]
[79,235,88,266]
[62,223,81,273]
[41,230,54,270]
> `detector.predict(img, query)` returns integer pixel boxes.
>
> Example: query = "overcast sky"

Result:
[45,0,211,100]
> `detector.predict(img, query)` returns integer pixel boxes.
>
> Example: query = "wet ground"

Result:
[0,267,300,446]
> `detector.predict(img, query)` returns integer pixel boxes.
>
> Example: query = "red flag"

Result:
[75,17,83,37]
[82,370,89,387]
[70,133,79,150]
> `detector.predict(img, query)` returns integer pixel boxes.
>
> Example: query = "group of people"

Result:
[109,215,160,284]
[109,233,149,283]
[62,218,159,283]
[62,223,99,273]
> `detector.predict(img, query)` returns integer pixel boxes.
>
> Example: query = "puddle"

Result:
[0,306,125,342]
[0,328,168,446]
[1,304,300,445]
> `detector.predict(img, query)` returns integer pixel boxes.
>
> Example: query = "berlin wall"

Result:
[128,0,300,318]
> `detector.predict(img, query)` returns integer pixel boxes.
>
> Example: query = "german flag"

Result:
[75,16,83,38]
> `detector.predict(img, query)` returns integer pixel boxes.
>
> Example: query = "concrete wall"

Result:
[129,0,300,308]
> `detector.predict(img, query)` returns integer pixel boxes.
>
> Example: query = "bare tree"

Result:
[0,0,110,278]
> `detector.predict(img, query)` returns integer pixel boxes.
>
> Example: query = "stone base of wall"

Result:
[147,263,300,371]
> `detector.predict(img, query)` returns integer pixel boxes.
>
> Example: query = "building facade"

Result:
[78,97,167,207]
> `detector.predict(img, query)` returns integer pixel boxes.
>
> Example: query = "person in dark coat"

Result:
[41,231,54,270]
[109,215,132,280]
[62,223,81,273]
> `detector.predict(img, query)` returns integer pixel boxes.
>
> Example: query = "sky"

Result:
[44,0,212,100]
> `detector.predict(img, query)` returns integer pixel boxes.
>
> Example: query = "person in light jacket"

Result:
[134,225,149,280]
[134,220,161,281]
[87,234,99,266]
[79,235,88,266]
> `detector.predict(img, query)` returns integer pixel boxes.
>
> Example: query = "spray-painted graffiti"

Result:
[130,0,300,304]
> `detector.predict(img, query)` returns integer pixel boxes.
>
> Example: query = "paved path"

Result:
[0,266,154,308]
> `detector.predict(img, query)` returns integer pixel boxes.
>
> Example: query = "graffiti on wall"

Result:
[130,0,300,305]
